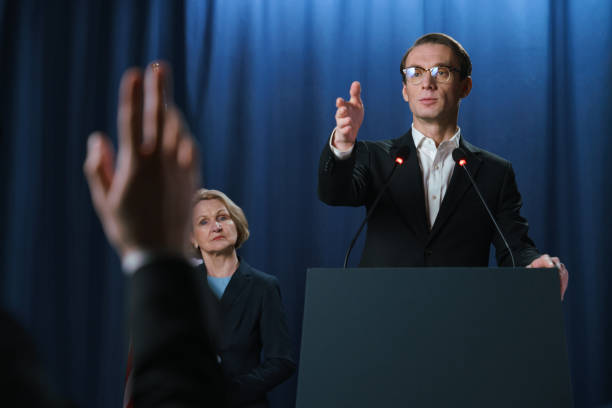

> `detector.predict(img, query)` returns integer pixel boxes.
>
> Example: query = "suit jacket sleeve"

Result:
[318,140,371,207]
[493,163,541,266]
[230,277,296,405]
[131,257,227,407]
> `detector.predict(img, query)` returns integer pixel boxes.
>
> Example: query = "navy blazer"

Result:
[131,257,227,407]
[195,258,295,408]
[318,130,541,267]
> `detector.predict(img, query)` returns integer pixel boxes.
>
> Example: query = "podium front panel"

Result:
[296,267,571,408]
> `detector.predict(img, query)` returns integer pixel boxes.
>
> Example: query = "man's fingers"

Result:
[527,254,554,268]
[336,97,346,108]
[162,106,182,160]
[543,254,555,267]
[177,136,201,194]
[557,260,569,301]
[336,116,352,128]
[561,265,568,299]
[117,68,143,159]
[84,132,115,211]
[335,106,347,118]
[142,62,168,155]
[158,61,174,106]
[177,135,198,172]
[84,132,115,192]
[349,81,362,106]
[527,254,568,301]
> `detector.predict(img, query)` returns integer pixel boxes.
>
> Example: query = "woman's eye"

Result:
[218,215,228,221]
[199,219,208,225]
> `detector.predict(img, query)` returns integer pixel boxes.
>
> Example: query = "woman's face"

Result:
[192,199,238,256]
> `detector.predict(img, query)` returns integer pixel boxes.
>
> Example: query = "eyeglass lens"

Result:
[405,66,452,83]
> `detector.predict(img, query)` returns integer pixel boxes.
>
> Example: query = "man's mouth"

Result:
[419,98,437,105]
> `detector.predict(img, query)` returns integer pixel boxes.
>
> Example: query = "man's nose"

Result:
[421,71,436,88]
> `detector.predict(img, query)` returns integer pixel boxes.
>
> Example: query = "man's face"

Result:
[402,43,471,125]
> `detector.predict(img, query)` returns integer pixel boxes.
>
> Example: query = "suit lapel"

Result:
[219,259,250,309]
[387,130,430,242]
[427,138,482,243]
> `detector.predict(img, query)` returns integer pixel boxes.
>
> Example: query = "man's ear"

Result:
[402,83,409,102]
[460,76,472,99]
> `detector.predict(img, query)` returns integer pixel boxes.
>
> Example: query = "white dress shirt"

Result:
[329,125,461,228]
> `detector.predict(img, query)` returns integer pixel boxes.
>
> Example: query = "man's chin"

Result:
[414,111,442,122]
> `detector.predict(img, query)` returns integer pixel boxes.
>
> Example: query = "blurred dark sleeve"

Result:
[130,257,227,407]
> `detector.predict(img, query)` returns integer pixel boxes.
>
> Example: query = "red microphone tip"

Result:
[459,159,466,166]
[395,157,404,165]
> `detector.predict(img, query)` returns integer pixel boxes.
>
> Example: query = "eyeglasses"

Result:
[401,66,462,85]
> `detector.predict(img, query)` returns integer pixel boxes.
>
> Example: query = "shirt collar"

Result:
[411,124,461,150]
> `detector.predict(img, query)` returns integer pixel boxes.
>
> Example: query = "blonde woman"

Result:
[191,188,295,408]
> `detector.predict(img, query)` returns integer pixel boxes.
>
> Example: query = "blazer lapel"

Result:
[427,138,482,243]
[219,260,250,309]
[387,130,430,242]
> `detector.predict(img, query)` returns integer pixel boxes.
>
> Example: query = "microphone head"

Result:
[393,146,411,165]
[452,147,467,166]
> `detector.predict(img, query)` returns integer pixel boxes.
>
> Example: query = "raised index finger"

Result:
[349,81,362,105]
[142,62,171,155]
[117,68,143,159]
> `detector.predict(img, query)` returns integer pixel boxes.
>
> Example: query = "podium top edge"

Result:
[306,267,556,272]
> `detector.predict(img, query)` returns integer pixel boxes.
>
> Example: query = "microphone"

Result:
[343,146,410,268]
[452,148,516,268]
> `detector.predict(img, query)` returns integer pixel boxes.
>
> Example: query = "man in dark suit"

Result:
[84,62,227,406]
[318,33,568,298]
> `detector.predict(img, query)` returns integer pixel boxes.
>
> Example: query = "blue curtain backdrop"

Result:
[1,0,610,407]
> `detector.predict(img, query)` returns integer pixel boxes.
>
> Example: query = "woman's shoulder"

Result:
[239,260,279,288]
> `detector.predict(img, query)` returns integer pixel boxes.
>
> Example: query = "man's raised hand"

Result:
[83,62,199,258]
[333,81,364,151]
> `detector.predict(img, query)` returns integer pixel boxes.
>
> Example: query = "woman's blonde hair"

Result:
[191,188,250,258]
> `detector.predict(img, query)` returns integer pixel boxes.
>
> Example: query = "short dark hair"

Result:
[400,33,472,83]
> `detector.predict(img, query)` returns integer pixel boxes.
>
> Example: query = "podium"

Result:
[296,267,572,407]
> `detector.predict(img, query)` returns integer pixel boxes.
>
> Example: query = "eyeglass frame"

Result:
[400,65,466,85]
